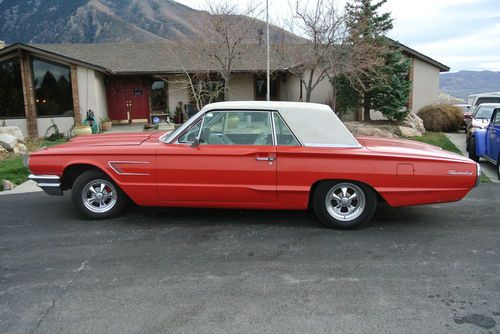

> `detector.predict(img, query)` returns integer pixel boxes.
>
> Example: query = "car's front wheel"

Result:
[313,181,377,229]
[468,136,480,162]
[71,169,127,219]
[497,155,500,180]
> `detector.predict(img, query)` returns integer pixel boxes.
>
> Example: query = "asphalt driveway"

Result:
[1,185,499,334]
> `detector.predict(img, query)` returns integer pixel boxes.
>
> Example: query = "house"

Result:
[0,42,449,138]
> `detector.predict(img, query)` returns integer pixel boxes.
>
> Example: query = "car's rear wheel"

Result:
[468,136,480,162]
[71,169,127,219]
[313,181,377,229]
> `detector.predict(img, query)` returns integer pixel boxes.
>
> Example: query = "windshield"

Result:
[474,106,495,119]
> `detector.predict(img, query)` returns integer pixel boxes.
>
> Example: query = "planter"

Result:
[101,121,112,131]
[74,126,92,136]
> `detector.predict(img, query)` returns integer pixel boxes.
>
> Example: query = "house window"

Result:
[0,57,25,118]
[151,80,167,111]
[255,76,279,100]
[31,58,73,117]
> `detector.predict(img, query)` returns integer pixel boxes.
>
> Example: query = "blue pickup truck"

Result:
[468,107,500,179]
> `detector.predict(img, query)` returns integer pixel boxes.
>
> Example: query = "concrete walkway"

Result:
[445,132,499,183]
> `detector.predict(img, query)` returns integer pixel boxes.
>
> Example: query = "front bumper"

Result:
[29,174,63,196]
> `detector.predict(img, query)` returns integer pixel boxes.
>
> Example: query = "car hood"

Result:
[63,131,165,147]
[356,136,470,162]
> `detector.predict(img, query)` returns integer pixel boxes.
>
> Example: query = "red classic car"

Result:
[29,102,480,229]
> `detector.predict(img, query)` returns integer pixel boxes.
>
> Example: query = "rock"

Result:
[13,143,27,155]
[353,126,396,138]
[2,179,15,191]
[0,133,17,151]
[398,126,422,137]
[401,112,426,134]
[0,146,8,160]
[0,126,25,143]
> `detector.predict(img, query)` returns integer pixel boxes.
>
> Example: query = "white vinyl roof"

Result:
[204,101,360,147]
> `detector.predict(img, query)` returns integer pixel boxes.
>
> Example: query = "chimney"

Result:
[0,41,5,49]
[257,29,264,47]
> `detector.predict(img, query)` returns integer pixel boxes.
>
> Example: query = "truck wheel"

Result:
[71,169,127,219]
[468,137,479,162]
[313,181,377,229]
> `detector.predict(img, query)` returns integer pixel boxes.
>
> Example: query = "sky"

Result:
[176,0,500,72]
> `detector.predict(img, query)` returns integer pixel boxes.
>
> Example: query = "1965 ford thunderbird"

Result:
[28,101,480,229]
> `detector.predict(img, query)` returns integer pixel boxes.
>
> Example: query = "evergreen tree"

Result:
[340,0,411,121]
[370,50,411,121]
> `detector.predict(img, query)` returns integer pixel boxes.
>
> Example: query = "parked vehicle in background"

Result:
[28,102,480,229]
[466,103,500,147]
[469,107,500,179]
[467,92,500,109]
[453,103,471,132]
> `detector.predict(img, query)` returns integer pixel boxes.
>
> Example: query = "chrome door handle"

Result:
[256,157,276,161]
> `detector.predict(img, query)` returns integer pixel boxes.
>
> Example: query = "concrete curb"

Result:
[0,180,42,196]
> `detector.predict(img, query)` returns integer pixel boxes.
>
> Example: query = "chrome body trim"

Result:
[475,163,481,187]
[270,112,278,146]
[108,161,150,176]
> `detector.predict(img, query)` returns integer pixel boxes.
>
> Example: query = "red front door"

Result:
[106,78,150,121]
[156,144,277,204]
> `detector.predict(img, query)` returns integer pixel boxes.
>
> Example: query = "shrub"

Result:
[417,104,463,132]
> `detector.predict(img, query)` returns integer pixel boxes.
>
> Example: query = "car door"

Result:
[156,110,277,203]
[487,108,500,161]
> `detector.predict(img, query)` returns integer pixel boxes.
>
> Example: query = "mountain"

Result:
[0,0,299,44]
[440,70,500,101]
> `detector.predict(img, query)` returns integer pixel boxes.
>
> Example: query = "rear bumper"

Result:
[475,163,481,188]
[28,174,63,196]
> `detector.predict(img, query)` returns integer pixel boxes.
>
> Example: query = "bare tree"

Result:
[284,0,389,109]
[199,1,263,100]
[284,0,345,102]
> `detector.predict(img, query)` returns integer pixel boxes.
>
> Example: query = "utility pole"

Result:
[266,0,270,101]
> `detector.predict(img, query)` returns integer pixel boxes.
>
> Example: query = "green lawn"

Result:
[410,132,490,183]
[409,132,462,154]
[0,157,29,186]
[0,138,67,191]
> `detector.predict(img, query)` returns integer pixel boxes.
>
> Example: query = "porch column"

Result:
[408,58,415,111]
[18,50,38,138]
[70,64,82,124]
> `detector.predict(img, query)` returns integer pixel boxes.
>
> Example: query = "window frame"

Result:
[272,111,301,146]
[30,56,74,118]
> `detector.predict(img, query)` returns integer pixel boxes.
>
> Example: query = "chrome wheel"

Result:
[82,179,117,214]
[325,183,366,222]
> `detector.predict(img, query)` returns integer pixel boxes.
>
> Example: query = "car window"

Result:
[475,97,500,106]
[494,109,500,125]
[200,111,273,145]
[178,118,202,143]
[273,112,300,146]
[474,106,495,119]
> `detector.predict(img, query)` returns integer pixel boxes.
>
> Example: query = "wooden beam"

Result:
[18,50,38,138]
[70,64,81,124]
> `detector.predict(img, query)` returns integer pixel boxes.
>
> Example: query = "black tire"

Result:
[71,169,127,219]
[312,181,377,229]
[497,155,500,180]
[468,136,480,162]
